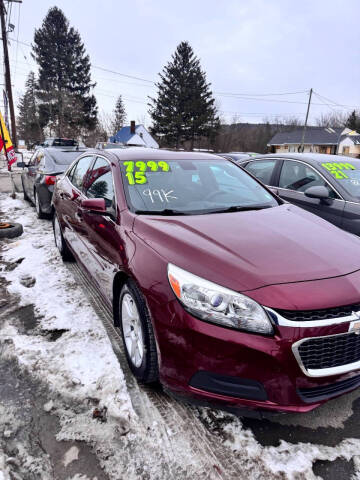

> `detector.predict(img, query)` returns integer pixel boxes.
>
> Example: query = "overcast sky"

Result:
[5,0,360,126]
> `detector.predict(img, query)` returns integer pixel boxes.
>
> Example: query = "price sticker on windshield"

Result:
[321,162,355,179]
[123,161,170,184]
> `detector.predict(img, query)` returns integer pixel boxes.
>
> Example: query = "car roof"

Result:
[43,147,87,165]
[93,147,227,162]
[248,153,360,167]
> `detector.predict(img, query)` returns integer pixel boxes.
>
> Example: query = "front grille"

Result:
[275,303,360,322]
[297,332,360,370]
[298,374,360,403]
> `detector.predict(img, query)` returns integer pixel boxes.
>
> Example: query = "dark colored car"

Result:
[239,153,360,236]
[19,147,87,218]
[42,137,85,148]
[52,148,360,415]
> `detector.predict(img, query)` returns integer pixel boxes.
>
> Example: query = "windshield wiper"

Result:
[205,205,273,214]
[134,208,189,216]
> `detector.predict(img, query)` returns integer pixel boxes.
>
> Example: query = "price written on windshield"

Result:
[322,162,355,179]
[123,161,170,185]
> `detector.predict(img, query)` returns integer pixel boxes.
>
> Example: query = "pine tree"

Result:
[17,72,44,147]
[111,95,127,135]
[149,41,220,149]
[346,110,359,131]
[32,7,97,138]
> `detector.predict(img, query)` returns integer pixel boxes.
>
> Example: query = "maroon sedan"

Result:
[52,148,360,415]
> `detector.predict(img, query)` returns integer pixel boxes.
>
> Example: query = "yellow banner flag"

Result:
[0,111,16,170]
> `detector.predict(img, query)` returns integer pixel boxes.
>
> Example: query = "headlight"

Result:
[168,263,273,335]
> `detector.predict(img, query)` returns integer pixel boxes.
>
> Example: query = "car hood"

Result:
[133,204,360,292]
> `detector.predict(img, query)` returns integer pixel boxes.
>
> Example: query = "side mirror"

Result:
[81,198,106,214]
[16,162,26,169]
[304,186,331,201]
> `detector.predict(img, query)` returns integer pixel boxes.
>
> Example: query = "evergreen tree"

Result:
[32,7,97,137]
[346,110,360,131]
[17,72,44,147]
[111,95,127,134]
[149,41,220,149]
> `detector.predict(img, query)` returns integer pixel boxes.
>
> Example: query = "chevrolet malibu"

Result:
[52,148,360,415]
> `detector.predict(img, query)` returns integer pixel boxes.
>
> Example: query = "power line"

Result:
[7,36,360,114]
[214,90,308,97]
[92,65,154,84]
[312,92,339,114]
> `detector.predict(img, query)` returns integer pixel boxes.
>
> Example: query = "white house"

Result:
[268,126,360,157]
[338,131,360,157]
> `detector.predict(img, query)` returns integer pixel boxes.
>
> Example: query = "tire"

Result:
[21,178,30,202]
[0,222,23,239]
[52,214,73,261]
[118,280,159,383]
[34,189,47,219]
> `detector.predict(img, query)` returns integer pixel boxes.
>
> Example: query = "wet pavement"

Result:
[0,267,107,480]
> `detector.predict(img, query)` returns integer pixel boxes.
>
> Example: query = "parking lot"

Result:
[1,185,360,479]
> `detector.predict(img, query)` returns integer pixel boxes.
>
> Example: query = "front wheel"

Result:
[52,214,73,261]
[118,281,159,383]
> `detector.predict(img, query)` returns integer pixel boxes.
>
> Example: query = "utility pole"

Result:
[0,0,21,148]
[300,88,312,153]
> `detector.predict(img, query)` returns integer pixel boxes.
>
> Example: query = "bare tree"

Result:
[315,111,347,128]
[136,114,147,127]
[98,110,114,138]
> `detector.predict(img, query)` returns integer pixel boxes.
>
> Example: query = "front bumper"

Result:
[152,299,360,414]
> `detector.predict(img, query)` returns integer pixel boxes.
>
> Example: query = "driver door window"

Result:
[85,157,115,208]
[277,159,343,228]
[279,160,335,197]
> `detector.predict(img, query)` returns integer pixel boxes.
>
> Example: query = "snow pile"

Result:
[0,195,133,438]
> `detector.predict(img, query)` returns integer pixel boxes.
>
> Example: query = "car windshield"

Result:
[121,158,279,215]
[321,160,360,200]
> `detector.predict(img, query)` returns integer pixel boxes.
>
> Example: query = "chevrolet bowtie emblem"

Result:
[351,311,360,321]
[349,320,360,335]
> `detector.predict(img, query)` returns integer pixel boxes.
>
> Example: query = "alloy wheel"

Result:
[53,216,63,252]
[121,293,145,368]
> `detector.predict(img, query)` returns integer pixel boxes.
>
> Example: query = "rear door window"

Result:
[70,156,94,191]
[244,160,277,185]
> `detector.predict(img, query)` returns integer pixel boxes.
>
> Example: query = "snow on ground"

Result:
[0,194,132,427]
[0,194,134,476]
[0,401,54,479]
[1,193,360,479]
[198,409,360,480]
